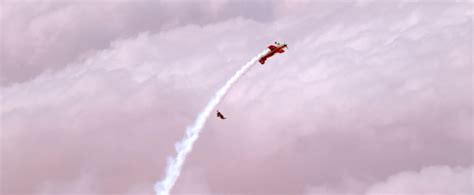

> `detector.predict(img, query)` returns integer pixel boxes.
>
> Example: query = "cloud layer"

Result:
[1,0,277,85]
[365,165,473,195]
[1,0,472,194]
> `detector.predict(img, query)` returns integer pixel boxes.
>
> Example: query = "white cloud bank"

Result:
[1,1,472,194]
[306,165,473,194]
[366,165,473,195]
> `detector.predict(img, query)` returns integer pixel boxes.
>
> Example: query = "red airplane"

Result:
[259,42,288,65]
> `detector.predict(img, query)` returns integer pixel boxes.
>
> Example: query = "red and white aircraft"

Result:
[259,42,288,64]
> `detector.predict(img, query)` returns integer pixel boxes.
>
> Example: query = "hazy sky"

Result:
[1,0,473,194]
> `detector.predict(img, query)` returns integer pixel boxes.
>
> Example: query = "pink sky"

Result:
[1,0,472,194]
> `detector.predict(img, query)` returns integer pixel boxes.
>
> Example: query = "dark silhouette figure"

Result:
[216,110,226,119]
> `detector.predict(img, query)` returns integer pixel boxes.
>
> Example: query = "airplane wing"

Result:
[268,45,277,50]
[277,49,285,53]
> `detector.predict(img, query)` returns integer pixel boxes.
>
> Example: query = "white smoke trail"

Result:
[155,50,268,195]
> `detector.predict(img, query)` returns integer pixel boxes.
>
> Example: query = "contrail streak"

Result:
[155,50,268,195]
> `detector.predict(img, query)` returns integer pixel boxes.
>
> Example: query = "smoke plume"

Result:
[155,50,268,195]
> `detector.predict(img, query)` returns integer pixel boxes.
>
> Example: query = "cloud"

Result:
[1,16,273,194]
[173,166,210,194]
[1,1,472,194]
[365,165,473,194]
[305,165,473,194]
[0,0,278,86]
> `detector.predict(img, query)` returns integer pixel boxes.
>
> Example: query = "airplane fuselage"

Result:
[259,44,287,64]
